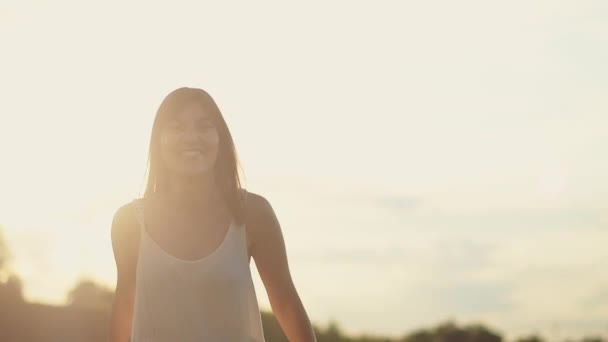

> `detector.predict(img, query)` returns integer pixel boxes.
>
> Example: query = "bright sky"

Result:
[1,1,607,340]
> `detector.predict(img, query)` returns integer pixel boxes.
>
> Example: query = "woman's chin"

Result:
[174,165,214,177]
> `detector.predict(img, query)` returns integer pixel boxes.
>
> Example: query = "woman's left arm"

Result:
[249,194,317,342]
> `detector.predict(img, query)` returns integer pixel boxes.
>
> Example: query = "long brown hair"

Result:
[142,87,248,224]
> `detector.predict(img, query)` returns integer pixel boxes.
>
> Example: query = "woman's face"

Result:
[159,101,220,177]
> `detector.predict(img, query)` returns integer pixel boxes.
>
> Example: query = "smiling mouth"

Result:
[179,149,206,157]
[182,151,202,157]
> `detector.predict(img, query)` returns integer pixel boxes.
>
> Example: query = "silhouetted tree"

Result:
[515,335,544,342]
[435,321,470,342]
[401,321,502,342]
[580,338,606,342]
[401,328,433,342]
[326,320,344,340]
[66,278,114,312]
[464,323,502,342]
[0,273,24,304]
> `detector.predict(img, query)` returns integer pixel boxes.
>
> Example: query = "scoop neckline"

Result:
[135,198,235,264]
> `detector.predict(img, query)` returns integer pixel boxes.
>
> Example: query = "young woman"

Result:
[109,87,317,342]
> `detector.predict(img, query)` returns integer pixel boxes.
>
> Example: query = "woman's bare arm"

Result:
[109,203,140,342]
[248,193,317,342]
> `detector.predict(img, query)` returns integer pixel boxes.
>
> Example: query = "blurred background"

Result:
[1,1,607,341]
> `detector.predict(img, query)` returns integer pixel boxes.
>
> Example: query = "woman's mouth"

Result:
[179,149,205,158]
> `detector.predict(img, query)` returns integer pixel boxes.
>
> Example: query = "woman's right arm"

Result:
[109,203,140,342]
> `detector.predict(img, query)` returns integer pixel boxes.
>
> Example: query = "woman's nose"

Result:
[182,126,202,142]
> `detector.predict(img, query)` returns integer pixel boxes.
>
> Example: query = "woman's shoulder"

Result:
[242,190,279,239]
[112,198,140,221]
[110,199,142,279]
[111,199,141,240]
[241,190,282,257]
[242,190,273,221]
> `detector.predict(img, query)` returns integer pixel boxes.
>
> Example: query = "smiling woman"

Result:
[108,87,317,342]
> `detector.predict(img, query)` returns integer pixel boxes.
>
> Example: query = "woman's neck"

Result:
[163,171,218,212]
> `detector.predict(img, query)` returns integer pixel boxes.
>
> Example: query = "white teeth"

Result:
[181,151,202,157]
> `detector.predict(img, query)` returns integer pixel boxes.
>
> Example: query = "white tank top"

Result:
[129,198,266,342]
